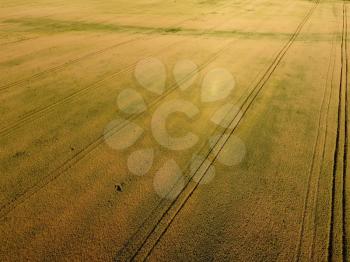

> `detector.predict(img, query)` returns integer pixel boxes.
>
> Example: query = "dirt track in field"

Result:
[0,0,349,261]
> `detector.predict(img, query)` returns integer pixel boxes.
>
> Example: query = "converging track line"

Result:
[0,2,252,220]
[112,1,320,260]
[295,2,338,260]
[0,32,238,220]
[0,3,237,138]
[328,1,348,261]
[0,2,235,93]
[309,12,338,261]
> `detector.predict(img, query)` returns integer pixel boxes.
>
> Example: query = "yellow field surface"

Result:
[0,0,349,261]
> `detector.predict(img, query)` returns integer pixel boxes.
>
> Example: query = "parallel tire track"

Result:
[0,3,236,137]
[0,39,182,137]
[112,1,320,260]
[0,36,41,47]
[0,1,234,93]
[309,13,338,261]
[0,36,143,92]
[295,5,337,260]
[0,37,235,220]
[0,0,243,219]
[0,16,199,93]
[328,1,348,261]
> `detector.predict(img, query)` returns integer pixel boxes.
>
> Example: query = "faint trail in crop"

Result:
[309,11,338,261]
[0,0,242,221]
[0,34,154,93]
[0,3,236,138]
[0,2,235,93]
[328,1,348,261]
[0,14,105,48]
[0,35,234,220]
[0,37,142,92]
[0,14,195,93]
[293,4,337,260]
[0,39,181,138]
[0,36,40,47]
[111,1,320,259]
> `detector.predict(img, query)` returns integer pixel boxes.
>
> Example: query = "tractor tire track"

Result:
[0,39,182,138]
[294,7,338,260]
[309,14,338,261]
[0,1,234,93]
[0,36,143,92]
[111,1,320,260]
[0,0,245,219]
[343,1,348,259]
[328,1,348,261]
[0,36,236,220]
[0,4,236,138]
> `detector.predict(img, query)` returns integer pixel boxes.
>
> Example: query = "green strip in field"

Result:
[3,17,332,41]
